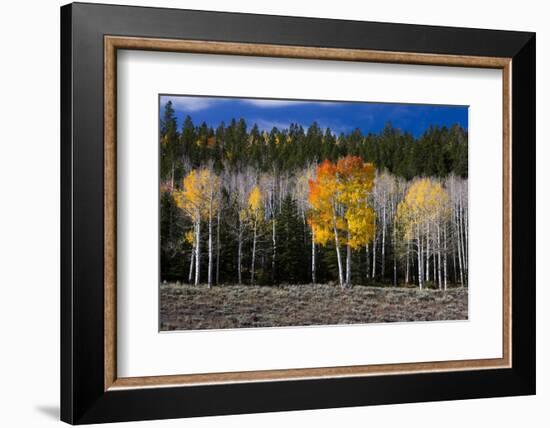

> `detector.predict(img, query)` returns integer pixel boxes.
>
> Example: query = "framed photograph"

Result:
[61,2,535,424]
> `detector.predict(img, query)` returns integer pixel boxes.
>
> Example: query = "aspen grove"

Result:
[160,101,468,290]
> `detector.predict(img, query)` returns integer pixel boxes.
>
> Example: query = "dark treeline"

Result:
[161,101,468,187]
[160,101,468,287]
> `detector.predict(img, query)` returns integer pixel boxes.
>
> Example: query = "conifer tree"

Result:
[277,195,306,283]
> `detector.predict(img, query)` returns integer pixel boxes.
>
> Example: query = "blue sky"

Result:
[160,95,468,137]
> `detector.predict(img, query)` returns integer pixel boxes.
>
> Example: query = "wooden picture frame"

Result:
[61,2,535,424]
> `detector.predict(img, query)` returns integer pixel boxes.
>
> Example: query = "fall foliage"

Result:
[396,178,451,289]
[160,103,468,290]
[308,157,376,287]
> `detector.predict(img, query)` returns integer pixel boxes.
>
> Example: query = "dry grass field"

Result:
[160,283,468,331]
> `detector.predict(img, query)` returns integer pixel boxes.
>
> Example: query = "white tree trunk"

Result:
[437,224,442,290]
[456,208,464,288]
[215,194,221,285]
[272,214,277,283]
[417,228,423,290]
[453,248,457,284]
[346,231,352,287]
[425,223,430,282]
[393,254,397,286]
[365,243,370,281]
[433,235,436,286]
[237,219,243,285]
[391,199,396,286]
[251,219,257,285]
[194,217,201,286]
[443,224,448,290]
[170,162,175,191]
[188,235,195,284]
[372,235,377,279]
[332,207,344,288]
[393,231,397,287]
[459,196,468,284]
[207,199,213,289]
[381,200,386,277]
[311,228,316,285]
[405,240,410,284]
[461,193,468,270]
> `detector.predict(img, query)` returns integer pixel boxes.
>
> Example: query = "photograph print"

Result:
[159,95,469,331]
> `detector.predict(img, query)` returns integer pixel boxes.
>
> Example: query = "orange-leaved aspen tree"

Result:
[308,156,376,288]
[308,160,344,287]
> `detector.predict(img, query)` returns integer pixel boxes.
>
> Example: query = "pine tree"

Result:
[276,195,307,283]
[160,101,180,189]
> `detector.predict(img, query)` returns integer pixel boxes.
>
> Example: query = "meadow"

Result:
[160,283,468,330]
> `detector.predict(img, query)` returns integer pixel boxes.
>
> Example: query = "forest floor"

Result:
[160,283,468,331]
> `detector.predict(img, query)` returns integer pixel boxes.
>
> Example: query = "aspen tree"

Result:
[396,178,449,290]
[248,185,263,285]
[308,157,375,288]
[174,168,220,287]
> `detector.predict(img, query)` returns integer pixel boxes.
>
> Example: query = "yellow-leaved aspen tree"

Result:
[174,169,202,285]
[308,156,376,288]
[336,156,376,287]
[396,178,449,290]
[174,167,220,287]
[248,185,263,285]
